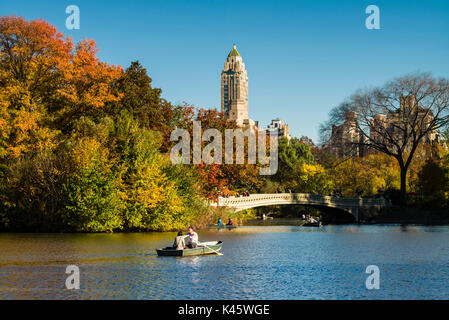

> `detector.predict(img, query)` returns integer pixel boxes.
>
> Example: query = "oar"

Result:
[201,243,223,256]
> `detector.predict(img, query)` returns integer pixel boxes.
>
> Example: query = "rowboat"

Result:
[208,224,237,229]
[299,220,322,227]
[156,241,223,257]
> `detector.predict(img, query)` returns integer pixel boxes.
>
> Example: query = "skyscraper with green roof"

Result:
[221,44,249,126]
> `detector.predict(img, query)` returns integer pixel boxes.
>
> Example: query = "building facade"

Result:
[264,118,291,140]
[328,111,365,158]
[221,44,250,127]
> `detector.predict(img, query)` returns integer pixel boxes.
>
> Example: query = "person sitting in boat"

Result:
[227,218,235,226]
[217,218,223,226]
[173,231,186,250]
[183,226,199,248]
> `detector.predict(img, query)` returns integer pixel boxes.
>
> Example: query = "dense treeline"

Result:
[0,16,261,232]
[0,16,206,231]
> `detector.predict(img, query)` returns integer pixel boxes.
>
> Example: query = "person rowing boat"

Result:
[183,226,199,248]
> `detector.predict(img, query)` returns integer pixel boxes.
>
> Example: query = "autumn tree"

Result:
[56,39,122,130]
[329,153,400,197]
[0,16,122,158]
[0,16,70,159]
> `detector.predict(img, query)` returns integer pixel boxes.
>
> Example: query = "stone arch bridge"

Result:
[213,193,388,222]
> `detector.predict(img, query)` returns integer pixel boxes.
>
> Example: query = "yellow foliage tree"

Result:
[331,153,400,197]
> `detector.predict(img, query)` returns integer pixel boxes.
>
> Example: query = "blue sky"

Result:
[2,0,449,141]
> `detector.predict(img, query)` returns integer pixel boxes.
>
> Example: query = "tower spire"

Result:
[228,44,240,57]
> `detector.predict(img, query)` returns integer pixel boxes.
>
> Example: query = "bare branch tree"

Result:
[321,73,449,205]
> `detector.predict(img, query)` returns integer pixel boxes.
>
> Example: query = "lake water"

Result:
[1,222,449,299]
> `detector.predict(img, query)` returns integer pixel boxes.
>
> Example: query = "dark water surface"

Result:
[1,223,449,299]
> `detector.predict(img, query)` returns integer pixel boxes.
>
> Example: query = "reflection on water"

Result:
[1,224,449,299]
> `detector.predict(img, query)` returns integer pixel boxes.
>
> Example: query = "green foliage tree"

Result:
[417,158,449,207]
[63,136,123,232]
[109,61,189,152]
[269,137,332,194]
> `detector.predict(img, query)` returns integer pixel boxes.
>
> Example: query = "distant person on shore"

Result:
[183,226,199,248]
[173,231,186,250]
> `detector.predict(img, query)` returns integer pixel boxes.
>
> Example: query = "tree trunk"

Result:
[400,166,407,207]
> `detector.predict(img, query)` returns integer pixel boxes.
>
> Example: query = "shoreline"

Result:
[1,220,448,234]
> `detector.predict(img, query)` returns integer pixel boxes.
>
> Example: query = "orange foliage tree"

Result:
[0,16,122,159]
[181,108,262,200]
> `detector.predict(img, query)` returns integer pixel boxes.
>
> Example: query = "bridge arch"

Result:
[213,193,387,222]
